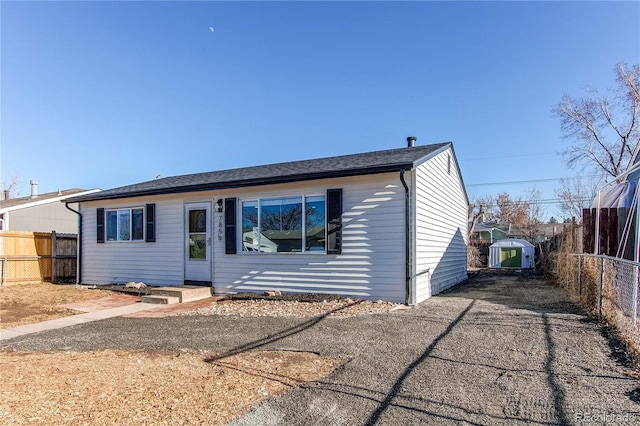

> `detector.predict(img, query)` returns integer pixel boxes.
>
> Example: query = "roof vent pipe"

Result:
[407,136,417,147]
[3,190,10,200]
[30,180,38,198]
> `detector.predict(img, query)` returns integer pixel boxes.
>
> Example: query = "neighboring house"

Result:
[66,141,469,304]
[472,222,561,244]
[513,223,563,243]
[0,181,99,233]
[470,222,510,243]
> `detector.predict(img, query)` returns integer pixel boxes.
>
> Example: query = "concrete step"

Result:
[148,286,212,303]
[141,295,180,305]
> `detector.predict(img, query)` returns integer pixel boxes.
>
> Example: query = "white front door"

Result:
[185,202,212,283]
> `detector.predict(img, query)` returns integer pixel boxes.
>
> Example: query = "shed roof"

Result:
[473,222,510,233]
[489,239,534,248]
[67,142,451,203]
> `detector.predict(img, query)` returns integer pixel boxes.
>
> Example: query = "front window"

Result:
[306,195,326,251]
[242,195,325,253]
[106,208,144,241]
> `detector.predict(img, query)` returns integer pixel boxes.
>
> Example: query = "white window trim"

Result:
[106,207,145,242]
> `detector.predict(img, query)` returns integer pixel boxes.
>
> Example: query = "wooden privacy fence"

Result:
[583,207,637,260]
[0,231,77,285]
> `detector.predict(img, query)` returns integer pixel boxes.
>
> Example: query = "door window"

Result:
[189,209,207,260]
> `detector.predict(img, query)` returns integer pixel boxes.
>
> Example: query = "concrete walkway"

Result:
[0,302,164,341]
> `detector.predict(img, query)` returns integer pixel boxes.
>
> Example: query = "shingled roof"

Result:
[1,188,99,212]
[67,142,451,203]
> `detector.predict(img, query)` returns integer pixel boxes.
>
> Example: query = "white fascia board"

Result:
[413,142,470,206]
[0,189,101,214]
[412,142,452,168]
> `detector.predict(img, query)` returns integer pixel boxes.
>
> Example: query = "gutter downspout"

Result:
[65,202,82,284]
[400,169,413,305]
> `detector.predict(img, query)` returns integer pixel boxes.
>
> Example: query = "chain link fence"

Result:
[1,256,53,285]
[555,252,640,351]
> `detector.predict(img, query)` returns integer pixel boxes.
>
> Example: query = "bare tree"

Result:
[554,176,599,222]
[467,198,487,267]
[469,193,529,226]
[494,192,529,226]
[554,62,639,181]
[468,194,498,224]
[1,175,23,199]
[521,188,546,243]
[467,201,485,239]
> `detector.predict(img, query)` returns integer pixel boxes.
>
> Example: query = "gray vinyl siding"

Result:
[213,174,407,303]
[80,195,184,286]
[8,202,81,233]
[415,147,468,303]
[79,174,407,302]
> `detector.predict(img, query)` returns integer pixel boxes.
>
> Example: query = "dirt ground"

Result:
[0,282,377,425]
[0,282,116,328]
[2,273,640,425]
[0,349,344,425]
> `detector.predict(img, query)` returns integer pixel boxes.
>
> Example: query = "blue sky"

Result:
[1,1,638,220]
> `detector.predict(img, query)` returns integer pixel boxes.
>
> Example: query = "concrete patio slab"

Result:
[124,296,224,318]
[60,294,141,312]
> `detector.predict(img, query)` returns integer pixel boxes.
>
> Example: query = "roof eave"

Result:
[0,189,100,213]
[66,163,415,203]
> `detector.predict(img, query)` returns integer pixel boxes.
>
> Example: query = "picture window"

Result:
[241,195,326,253]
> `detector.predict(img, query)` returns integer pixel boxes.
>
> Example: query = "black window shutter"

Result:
[146,203,156,242]
[97,208,105,243]
[327,189,342,254]
[225,198,237,254]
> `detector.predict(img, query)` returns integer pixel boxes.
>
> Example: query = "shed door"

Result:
[185,202,212,283]
[500,248,522,268]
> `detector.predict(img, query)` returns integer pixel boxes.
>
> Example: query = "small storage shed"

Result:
[489,239,534,269]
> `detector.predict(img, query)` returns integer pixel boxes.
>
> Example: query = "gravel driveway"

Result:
[3,272,639,425]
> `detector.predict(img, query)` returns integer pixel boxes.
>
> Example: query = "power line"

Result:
[459,152,557,162]
[479,197,592,207]
[467,174,606,187]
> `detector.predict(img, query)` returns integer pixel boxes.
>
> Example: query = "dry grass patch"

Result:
[0,349,344,425]
[0,282,115,329]
[554,253,640,358]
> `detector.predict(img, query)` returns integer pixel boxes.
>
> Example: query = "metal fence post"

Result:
[1,257,5,286]
[633,264,639,326]
[599,257,605,318]
[51,231,57,284]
